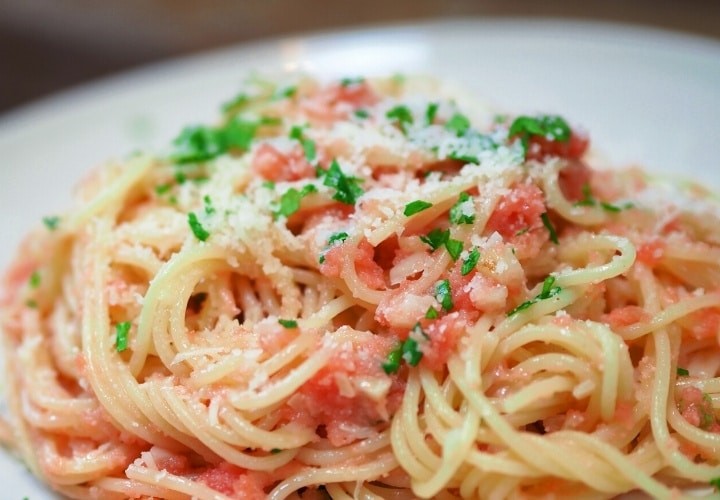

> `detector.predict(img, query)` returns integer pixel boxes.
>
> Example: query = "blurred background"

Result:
[1,0,720,114]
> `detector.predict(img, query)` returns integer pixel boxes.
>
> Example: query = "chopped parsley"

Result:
[541,212,559,244]
[221,93,248,113]
[273,85,297,100]
[382,343,403,374]
[402,337,423,366]
[445,238,463,261]
[318,255,326,264]
[507,276,562,316]
[420,228,449,252]
[187,212,210,241]
[29,271,41,289]
[425,102,439,124]
[42,216,60,231]
[327,232,349,245]
[289,125,317,163]
[434,280,453,311]
[278,319,298,329]
[445,113,471,136]
[25,299,37,309]
[425,306,439,319]
[575,184,633,213]
[386,105,414,133]
[321,160,364,205]
[172,118,258,164]
[353,109,370,119]
[274,184,318,219]
[515,227,530,236]
[509,114,571,154]
[710,477,720,490]
[174,171,187,184]
[449,192,475,224]
[676,367,690,376]
[270,448,282,454]
[382,325,427,373]
[448,151,479,164]
[461,248,480,276]
[115,322,131,352]
[203,195,216,215]
[340,76,364,87]
[155,184,172,195]
[262,180,276,189]
[404,200,433,216]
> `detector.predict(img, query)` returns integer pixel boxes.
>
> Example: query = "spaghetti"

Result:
[2,75,720,499]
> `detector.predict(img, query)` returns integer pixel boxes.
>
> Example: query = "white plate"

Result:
[1,19,719,499]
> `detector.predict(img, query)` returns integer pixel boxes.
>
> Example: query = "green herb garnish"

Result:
[354,109,370,119]
[278,319,298,329]
[677,367,690,376]
[449,192,475,224]
[404,200,433,216]
[42,216,60,231]
[461,248,480,276]
[187,212,210,241]
[420,228,449,252]
[507,275,562,316]
[425,102,439,124]
[274,184,318,219]
[425,306,439,319]
[115,322,131,352]
[327,232,349,245]
[386,105,414,133]
[382,343,403,374]
[29,271,41,289]
[221,93,248,113]
[322,160,364,205]
[270,448,282,454]
[445,113,471,136]
[402,337,423,366]
[340,77,364,87]
[289,125,317,163]
[155,184,172,195]
[541,212,559,244]
[203,195,216,215]
[172,118,258,164]
[274,85,297,100]
[509,114,571,154]
[435,280,453,311]
[262,180,276,189]
[710,477,720,490]
[445,239,463,261]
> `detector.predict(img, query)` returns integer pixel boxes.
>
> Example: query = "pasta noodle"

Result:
[2,75,720,499]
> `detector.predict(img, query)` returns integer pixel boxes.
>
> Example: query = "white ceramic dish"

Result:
[0,18,719,499]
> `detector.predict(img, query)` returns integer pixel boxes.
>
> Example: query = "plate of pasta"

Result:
[1,19,720,500]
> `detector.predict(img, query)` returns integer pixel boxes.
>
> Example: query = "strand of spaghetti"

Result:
[541,163,606,225]
[80,218,179,448]
[500,375,577,414]
[159,386,297,470]
[67,155,155,231]
[296,431,391,466]
[299,295,355,329]
[228,344,331,410]
[218,406,316,450]
[553,234,636,287]
[125,461,232,500]
[412,405,479,498]
[141,382,220,462]
[447,357,673,496]
[267,452,398,500]
[637,261,720,481]
[91,476,189,500]
[131,244,234,375]
[616,292,720,340]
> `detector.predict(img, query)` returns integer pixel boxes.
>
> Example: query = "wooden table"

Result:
[1,0,719,113]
